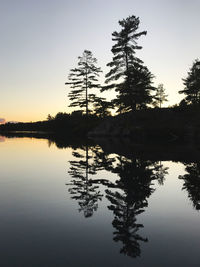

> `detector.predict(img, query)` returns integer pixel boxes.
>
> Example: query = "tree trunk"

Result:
[85,71,88,118]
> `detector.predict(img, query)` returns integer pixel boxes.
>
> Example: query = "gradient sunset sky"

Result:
[1,0,200,122]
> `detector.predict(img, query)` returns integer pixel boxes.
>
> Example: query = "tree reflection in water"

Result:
[180,162,200,210]
[67,145,103,218]
[153,161,168,185]
[104,156,157,257]
[67,144,168,257]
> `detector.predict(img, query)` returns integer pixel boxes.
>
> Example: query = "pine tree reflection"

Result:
[179,162,200,210]
[105,156,157,258]
[67,145,103,218]
[153,161,168,185]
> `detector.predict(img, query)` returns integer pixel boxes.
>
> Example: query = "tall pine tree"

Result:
[65,50,102,117]
[102,15,154,112]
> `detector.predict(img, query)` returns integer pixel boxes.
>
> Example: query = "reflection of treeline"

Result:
[96,137,200,162]
[2,131,200,160]
[68,143,200,259]
[180,162,200,210]
[67,144,168,257]
[0,130,98,149]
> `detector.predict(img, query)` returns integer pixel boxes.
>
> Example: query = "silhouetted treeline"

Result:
[89,106,200,143]
[1,106,200,142]
[0,111,102,137]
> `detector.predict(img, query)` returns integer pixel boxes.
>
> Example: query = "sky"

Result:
[1,0,200,122]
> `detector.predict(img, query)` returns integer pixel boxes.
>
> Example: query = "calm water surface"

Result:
[0,136,200,266]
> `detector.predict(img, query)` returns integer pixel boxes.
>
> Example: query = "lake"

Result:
[0,135,200,266]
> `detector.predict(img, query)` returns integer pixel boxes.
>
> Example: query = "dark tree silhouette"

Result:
[179,59,200,106]
[65,50,102,117]
[102,15,155,112]
[92,96,112,118]
[179,162,200,210]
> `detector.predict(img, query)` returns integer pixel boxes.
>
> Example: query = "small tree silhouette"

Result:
[153,84,168,108]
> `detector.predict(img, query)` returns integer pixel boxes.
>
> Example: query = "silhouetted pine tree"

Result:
[179,59,200,106]
[65,50,102,117]
[102,15,155,112]
[91,96,112,118]
[153,83,168,108]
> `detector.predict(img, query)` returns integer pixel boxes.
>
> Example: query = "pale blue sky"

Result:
[1,0,200,121]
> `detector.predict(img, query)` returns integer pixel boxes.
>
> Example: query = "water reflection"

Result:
[2,134,200,265]
[67,145,103,217]
[180,162,200,210]
[67,144,169,258]
[153,161,168,185]
[105,157,156,258]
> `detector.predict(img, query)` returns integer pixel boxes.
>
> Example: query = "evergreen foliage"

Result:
[102,15,155,112]
[179,162,200,210]
[153,83,168,108]
[92,96,112,118]
[65,50,102,117]
[179,59,200,105]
